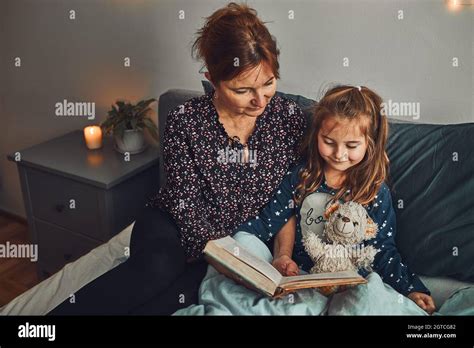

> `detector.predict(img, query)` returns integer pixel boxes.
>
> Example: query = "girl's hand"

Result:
[272,255,299,276]
[408,292,436,314]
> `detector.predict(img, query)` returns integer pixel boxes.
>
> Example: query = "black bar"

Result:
[0,315,473,345]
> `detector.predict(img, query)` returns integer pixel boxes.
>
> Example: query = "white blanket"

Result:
[0,223,134,315]
[173,232,429,316]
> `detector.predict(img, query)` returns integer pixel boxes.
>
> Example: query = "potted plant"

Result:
[101,98,158,154]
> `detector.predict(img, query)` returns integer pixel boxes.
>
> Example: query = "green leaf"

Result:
[115,122,126,139]
[135,108,150,120]
[104,98,157,137]
[142,118,159,142]
[116,100,126,109]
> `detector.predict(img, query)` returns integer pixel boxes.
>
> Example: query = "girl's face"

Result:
[206,62,277,118]
[318,117,368,173]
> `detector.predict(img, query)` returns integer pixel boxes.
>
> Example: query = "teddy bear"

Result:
[302,201,379,295]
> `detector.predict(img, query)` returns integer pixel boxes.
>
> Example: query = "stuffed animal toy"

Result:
[302,201,379,295]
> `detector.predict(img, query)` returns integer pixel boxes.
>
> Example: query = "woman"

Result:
[48,2,305,315]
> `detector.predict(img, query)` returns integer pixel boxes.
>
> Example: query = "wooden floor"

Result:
[0,214,40,307]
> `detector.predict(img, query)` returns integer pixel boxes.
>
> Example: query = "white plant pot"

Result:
[114,129,147,154]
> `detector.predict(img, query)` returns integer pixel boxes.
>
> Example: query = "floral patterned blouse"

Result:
[146,91,306,258]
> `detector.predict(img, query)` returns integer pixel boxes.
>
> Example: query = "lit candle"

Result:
[83,126,103,150]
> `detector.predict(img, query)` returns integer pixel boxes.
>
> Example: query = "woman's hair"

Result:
[295,85,389,206]
[192,2,280,85]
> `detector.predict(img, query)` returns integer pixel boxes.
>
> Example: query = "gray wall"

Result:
[1,0,473,218]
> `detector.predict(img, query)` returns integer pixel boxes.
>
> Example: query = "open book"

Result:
[204,236,367,298]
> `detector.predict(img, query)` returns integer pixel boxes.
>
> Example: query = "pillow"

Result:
[201,80,315,123]
[387,122,474,282]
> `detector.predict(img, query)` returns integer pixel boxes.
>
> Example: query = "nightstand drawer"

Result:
[28,168,102,240]
[36,219,101,275]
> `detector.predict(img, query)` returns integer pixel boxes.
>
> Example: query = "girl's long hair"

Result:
[295,85,389,206]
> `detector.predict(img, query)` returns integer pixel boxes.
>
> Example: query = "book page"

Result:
[280,270,361,286]
[214,236,283,285]
[204,243,277,296]
[278,277,367,295]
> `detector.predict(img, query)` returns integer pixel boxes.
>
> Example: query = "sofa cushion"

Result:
[387,122,474,282]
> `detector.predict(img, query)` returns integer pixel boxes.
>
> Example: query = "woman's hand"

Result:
[408,292,436,314]
[272,255,299,276]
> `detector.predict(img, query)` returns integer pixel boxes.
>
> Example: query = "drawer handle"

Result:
[55,204,65,213]
[64,253,72,261]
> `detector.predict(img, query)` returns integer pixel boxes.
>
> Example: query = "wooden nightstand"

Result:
[7,130,159,280]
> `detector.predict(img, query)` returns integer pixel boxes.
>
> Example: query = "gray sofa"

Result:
[158,88,474,307]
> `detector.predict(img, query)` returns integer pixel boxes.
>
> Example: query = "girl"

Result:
[235,85,436,314]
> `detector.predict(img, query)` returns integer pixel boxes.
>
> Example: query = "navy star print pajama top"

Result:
[147,91,306,258]
[234,164,430,296]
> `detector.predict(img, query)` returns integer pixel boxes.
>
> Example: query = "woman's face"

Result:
[317,117,368,173]
[207,62,277,118]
